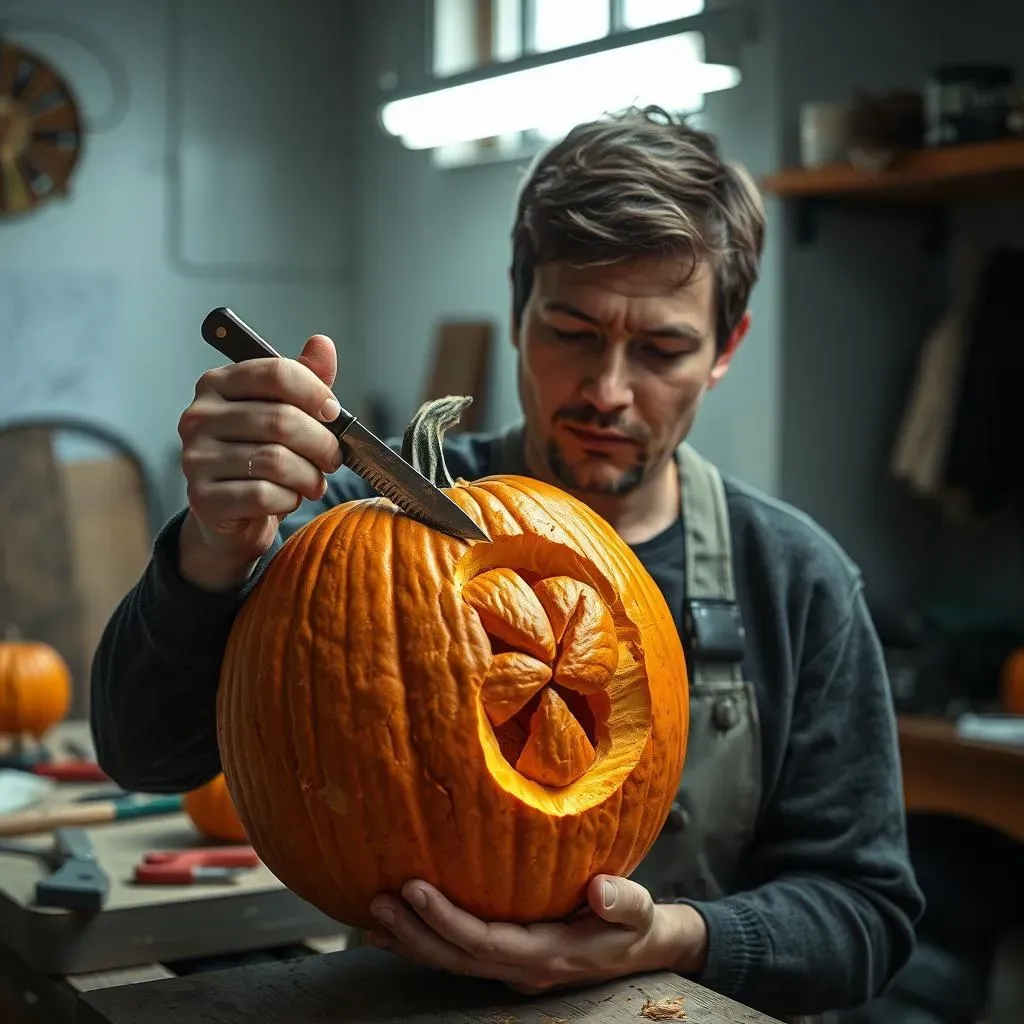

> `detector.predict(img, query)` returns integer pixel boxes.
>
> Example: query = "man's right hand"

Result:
[176,333,343,591]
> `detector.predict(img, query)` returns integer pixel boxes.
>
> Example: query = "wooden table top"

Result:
[898,713,1024,762]
[897,713,1024,845]
[77,946,783,1023]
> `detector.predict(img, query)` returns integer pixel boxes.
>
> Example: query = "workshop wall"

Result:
[777,0,1024,614]
[0,0,356,519]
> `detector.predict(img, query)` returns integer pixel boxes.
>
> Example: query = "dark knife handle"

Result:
[200,307,357,437]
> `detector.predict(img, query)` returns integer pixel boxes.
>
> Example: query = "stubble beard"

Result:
[545,437,648,496]
[518,353,650,496]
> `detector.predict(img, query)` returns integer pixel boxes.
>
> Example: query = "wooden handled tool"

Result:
[0,794,183,837]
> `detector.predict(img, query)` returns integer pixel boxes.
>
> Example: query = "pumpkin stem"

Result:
[401,395,473,487]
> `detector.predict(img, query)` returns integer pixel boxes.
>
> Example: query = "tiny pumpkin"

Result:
[0,638,71,738]
[216,397,689,929]
[1000,648,1024,715]
[184,773,248,843]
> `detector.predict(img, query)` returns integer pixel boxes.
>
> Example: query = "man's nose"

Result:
[580,347,633,413]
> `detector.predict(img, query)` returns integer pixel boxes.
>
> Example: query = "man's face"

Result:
[513,256,748,498]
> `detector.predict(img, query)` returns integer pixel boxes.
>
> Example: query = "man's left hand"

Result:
[366,874,708,994]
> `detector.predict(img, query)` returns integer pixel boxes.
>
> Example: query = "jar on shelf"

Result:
[924,64,1016,147]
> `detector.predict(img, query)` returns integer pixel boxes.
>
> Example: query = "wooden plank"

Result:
[422,321,493,432]
[0,898,349,1024]
[59,456,152,719]
[78,946,784,1023]
[66,964,176,994]
[761,136,1024,203]
[0,426,87,711]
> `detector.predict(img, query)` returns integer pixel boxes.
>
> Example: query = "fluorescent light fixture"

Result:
[380,32,740,151]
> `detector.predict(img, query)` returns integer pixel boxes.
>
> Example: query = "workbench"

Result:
[77,945,784,1023]
[898,714,1024,844]
[0,722,347,1023]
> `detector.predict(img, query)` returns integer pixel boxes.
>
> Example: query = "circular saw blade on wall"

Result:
[0,37,83,218]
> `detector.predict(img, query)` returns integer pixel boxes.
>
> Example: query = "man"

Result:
[90,107,923,1021]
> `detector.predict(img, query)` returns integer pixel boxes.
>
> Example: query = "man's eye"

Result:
[552,329,596,341]
[645,345,686,361]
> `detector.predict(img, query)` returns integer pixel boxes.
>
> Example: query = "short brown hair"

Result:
[510,106,766,349]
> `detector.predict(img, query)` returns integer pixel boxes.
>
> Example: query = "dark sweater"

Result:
[90,430,923,1017]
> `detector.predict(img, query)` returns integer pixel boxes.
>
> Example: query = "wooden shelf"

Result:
[762,137,1024,205]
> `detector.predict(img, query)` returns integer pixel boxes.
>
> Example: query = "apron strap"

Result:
[677,443,747,690]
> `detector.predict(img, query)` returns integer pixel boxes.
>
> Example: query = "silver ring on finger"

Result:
[248,450,256,478]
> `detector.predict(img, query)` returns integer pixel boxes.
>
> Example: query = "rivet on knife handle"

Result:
[200,307,358,440]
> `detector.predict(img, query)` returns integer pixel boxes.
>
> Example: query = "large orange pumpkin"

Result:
[184,772,248,843]
[0,638,71,738]
[216,397,689,929]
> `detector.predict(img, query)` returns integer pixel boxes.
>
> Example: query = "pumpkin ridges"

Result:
[393,510,460,897]
[218,466,688,927]
[339,506,425,908]
[609,734,658,875]
[446,481,524,551]
[227,513,313,890]
[301,510,360,909]
[583,784,624,878]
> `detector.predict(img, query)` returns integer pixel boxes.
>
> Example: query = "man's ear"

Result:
[708,311,751,389]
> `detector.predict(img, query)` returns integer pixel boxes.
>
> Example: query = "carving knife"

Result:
[199,307,489,543]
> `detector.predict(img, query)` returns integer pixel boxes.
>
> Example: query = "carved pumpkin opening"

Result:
[461,563,610,786]
[450,533,652,816]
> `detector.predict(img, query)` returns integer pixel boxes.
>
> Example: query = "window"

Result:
[622,0,705,30]
[533,0,610,52]
[429,0,707,168]
[432,0,523,78]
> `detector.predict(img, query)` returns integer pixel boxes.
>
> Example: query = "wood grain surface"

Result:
[898,713,1024,844]
[78,946,782,1023]
[0,426,87,706]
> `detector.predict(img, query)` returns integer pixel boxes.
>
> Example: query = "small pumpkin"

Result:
[184,773,248,843]
[216,396,689,929]
[1000,648,1024,715]
[0,637,71,738]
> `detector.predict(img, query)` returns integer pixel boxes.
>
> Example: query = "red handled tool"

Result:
[31,761,109,782]
[133,846,261,885]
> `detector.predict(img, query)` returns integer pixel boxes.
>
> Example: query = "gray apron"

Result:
[628,440,761,902]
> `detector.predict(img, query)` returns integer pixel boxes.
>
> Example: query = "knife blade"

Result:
[199,307,489,543]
